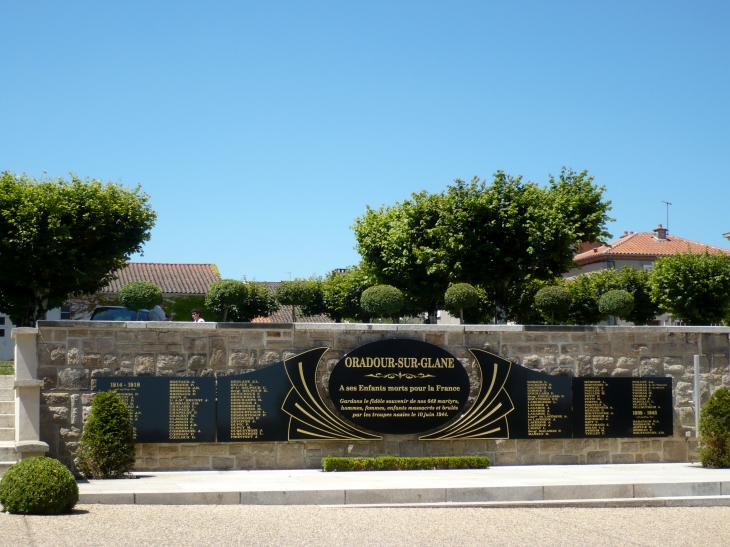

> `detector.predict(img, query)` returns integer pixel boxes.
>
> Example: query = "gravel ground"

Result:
[2,505,730,547]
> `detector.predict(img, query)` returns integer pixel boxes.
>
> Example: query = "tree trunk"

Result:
[222,307,228,322]
[291,306,297,323]
[32,290,50,327]
[459,309,464,325]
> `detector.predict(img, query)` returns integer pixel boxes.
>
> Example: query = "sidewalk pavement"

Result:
[77,463,730,508]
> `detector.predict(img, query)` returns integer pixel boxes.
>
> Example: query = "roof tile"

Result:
[101,263,221,295]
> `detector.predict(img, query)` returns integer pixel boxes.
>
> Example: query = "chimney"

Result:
[653,224,668,241]
[622,231,629,237]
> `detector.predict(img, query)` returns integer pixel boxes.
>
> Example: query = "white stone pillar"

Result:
[12,328,48,460]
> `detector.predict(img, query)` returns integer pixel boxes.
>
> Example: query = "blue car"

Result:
[90,306,150,321]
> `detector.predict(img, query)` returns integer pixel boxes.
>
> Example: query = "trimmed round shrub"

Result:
[276,280,316,322]
[360,285,404,318]
[444,283,479,312]
[0,457,78,514]
[75,391,136,479]
[205,279,248,322]
[534,286,572,323]
[118,281,162,311]
[699,386,730,468]
[598,289,634,319]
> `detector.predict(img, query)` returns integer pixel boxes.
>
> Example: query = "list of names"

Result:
[526,380,567,436]
[632,380,667,435]
[230,379,267,439]
[583,380,612,436]
[169,380,207,440]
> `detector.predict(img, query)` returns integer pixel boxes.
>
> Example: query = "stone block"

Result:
[39,343,68,367]
[59,368,90,390]
[551,454,579,464]
[583,343,609,355]
[522,355,540,367]
[277,443,305,468]
[399,441,424,457]
[259,350,281,366]
[41,406,69,424]
[135,354,155,376]
[159,331,183,344]
[81,339,96,352]
[611,453,635,463]
[576,355,592,377]
[137,330,159,344]
[53,330,68,342]
[187,354,207,369]
[423,441,452,456]
[115,331,137,342]
[212,457,235,469]
[103,354,119,368]
[210,348,227,368]
[534,344,559,354]
[198,444,228,456]
[158,445,180,456]
[592,356,615,376]
[621,441,639,453]
[192,456,211,467]
[586,450,610,464]
[82,353,101,367]
[180,445,198,456]
[229,351,249,367]
[662,440,688,462]
[157,353,185,369]
[183,337,208,352]
[42,393,69,405]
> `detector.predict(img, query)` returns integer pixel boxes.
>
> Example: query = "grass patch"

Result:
[0,360,13,376]
[321,455,490,472]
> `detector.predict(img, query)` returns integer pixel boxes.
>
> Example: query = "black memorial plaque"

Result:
[217,365,292,442]
[328,339,471,435]
[573,377,673,437]
[96,377,216,443]
[503,360,573,439]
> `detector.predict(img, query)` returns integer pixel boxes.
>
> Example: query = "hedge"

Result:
[321,455,490,471]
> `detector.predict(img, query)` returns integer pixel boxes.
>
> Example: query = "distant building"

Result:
[568,224,730,277]
[251,282,332,324]
[568,224,730,325]
[65,262,221,320]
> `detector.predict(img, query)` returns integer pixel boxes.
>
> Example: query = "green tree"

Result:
[565,269,620,325]
[276,279,316,322]
[649,251,730,325]
[118,281,162,320]
[699,386,730,468]
[0,172,156,326]
[75,391,136,479]
[303,266,374,323]
[444,283,479,324]
[205,279,248,322]
[534,285,572,324]
[360,285,404,322]
[598,289,634,320]
[353,168,612,322]
[239,281,279,322]
[615,267,659,325]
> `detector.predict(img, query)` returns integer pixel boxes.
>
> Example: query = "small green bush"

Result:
[321,455,490,471]
[75,391,136,479]
[118,281,162,313]
[444,283,479,323]
[598,289,634,319]
[360,285,404,320]
[0,457,78,514]
[205,279,248,322]
[699,386,730,468]
[534,286,572,323]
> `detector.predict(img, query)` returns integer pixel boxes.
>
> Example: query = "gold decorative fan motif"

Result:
[420,349,514,440]
[281,347,381,441]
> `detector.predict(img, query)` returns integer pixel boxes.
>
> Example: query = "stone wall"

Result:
[33,321,730,471]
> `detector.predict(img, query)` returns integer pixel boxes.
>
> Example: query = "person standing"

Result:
[148,300,170,321]
[191,309,205,322]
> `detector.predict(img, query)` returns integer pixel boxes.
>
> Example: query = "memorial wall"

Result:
[33,322,730,471]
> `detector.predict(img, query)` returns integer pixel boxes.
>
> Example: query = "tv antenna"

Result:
[661,201,672,232]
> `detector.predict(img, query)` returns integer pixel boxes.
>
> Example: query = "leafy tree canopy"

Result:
[205,279,248,322]
[598,289,634,319]
[360,285,404,320]
[301,266,374,322]
[0,172,156,325]
[534,286,572,324]
[353,168,612,321]
[649,250,730,325]
[118,282,162,313]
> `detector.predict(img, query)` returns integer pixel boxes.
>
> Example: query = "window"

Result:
[0,317,5,325]
[0,329,4,337]
[60,306,71,320]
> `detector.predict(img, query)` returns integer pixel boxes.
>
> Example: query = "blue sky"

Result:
[2,1,729,281]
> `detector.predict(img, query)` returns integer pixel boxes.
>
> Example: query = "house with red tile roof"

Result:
[568,224,730,277]
[62,262,221,320]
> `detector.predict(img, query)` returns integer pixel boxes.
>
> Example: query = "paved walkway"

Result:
[77,463,730,507]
